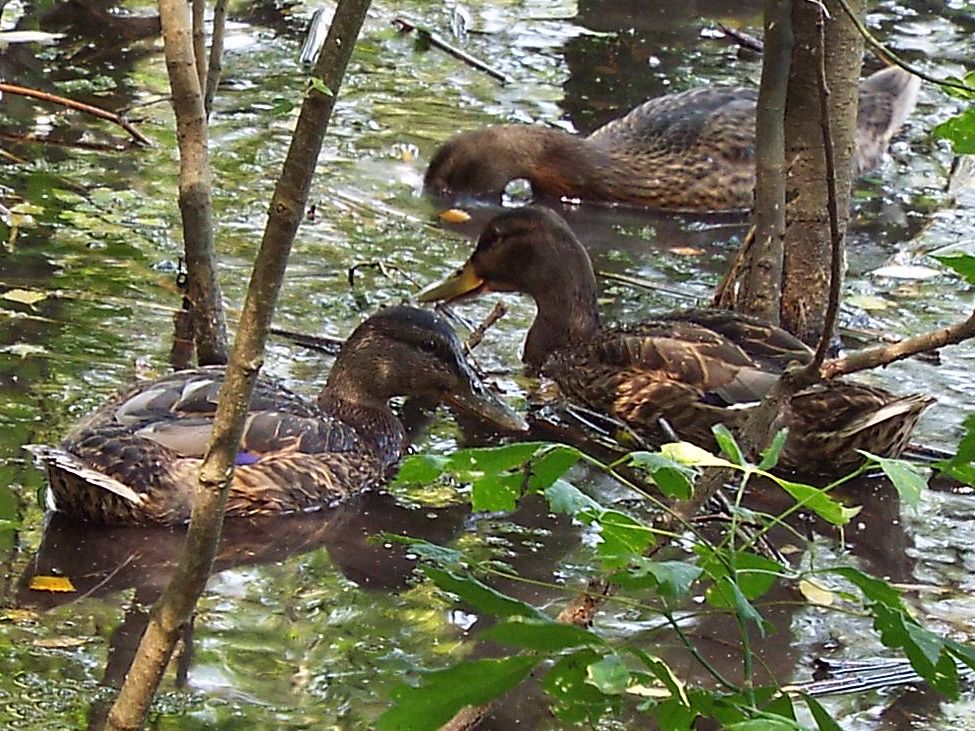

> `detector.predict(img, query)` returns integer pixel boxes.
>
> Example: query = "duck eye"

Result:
[419,338,438,354]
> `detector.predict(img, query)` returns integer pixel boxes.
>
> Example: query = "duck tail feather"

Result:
[24,445,146,506]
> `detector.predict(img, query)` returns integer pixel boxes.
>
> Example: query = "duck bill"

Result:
[444,369,528,433]
[418,262,487,304]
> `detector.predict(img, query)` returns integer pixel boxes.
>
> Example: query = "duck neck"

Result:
[319,364,406,471]
[523,267,601,370]
[506,127,616,201]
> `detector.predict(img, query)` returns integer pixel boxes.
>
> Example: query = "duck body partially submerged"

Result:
[425,66,920,212]
[420,207,933,475]
[30,306,524,525]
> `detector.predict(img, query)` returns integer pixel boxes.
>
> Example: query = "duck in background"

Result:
[425,66,919,212]
[29,306,526,525]
[419,207,933,475]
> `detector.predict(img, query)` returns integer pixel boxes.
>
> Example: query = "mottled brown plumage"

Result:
[419,207,933,474]
[30,306,525,525]
[425,66,919,212]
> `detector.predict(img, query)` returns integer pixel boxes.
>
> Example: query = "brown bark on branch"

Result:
[204,0,230,117]
[101,1,373,729]
[780,0,863,345]
[823,308,975,379]
[734,0,791,323]
[0,83,152,146]
[191,0,206,93]
[159,0,228,366]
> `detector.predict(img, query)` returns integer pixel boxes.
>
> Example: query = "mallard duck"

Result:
[419,207,933,474]
[29,306,526,526]
[425,66,919,212]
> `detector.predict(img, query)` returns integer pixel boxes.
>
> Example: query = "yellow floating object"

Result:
[28,575,76,593]
[438,208,471,223]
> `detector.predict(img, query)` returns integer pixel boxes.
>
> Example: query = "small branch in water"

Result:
[717,23,764,53]
[465,301,507,351]
[347,260,423,290]
[269,326,344,356]
[597,270,704,303]
[822,307,975,379]
[0,83,152,146]
[0,131,131,153]
[392,16,514,86]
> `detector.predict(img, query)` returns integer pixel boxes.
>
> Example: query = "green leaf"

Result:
[661,441,734,468]
[309,76,334,96]
[831,566,905,609]
[448,443,547,477]
[712,424,745,466]
[479,617,603,652]
[544,479,601,516]
[698,548,784,602]
[932,252,975,286]
[707,576,769,635]
[384,537,464,568]
[394,454,449,485]
[543,649,619,724]
[612,558,701,602]
[933,106,975,154]
[471,472,523,512]
[627,451,696,500]
[724,720,800,731]
[758,429,788,471]
[861,452,928,507]
[422,566,546,620]
[596,510,655,567]
[939,413,975,486]
[378,656,538,731]
[774,477,858,526]
[270,97,295,115]
[627,647,690,706]
[802,694,843,731]
[587,653,630,694]
[527,445,581,489]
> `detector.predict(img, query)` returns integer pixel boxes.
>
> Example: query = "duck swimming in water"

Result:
[419,207,933,474]
[425,66,919,212]
[30,306,526,525]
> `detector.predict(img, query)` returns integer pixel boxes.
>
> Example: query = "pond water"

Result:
[1,0,974,728]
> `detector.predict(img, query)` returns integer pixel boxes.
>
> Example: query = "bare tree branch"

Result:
[823,308,975,379]
[102,1,373,728]
[204,0,230,117]
[191,0,206,92]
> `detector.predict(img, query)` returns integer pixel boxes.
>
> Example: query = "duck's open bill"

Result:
[417,261,486,304]
[445,360,527,433]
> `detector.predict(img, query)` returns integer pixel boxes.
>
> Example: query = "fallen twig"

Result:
[392,16,514,86]
[823,307,975,379]
[0,83,152,146]
[717,23,764,53]
[465,301,507,351]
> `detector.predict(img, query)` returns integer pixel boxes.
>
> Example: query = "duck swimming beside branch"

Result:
[419,207,933,475]
[425,66,919,212]
[28,306,526,526]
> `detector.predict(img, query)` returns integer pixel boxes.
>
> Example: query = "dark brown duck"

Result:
[419,207,933,474]
[29,306,525,525]
[425,66,919,212]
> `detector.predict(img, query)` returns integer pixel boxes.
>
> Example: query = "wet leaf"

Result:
[934,106,975,154]
[774,478,858,526]
[626,648,689,705]
[661,442,734,468]
[596,510,655,567]
[845,294,889,311]
[480,617,603,651]
[861,452,928,507]
[394,453,449,485]
[869,264,942,280]
[932,251,975,286]
[712,424,745,465]
[28,575,76,593]
[543,649,619,724]
[527,445,580,490]
[378,655,538,731]
[798,578,834,606]
[544,479,601,516]
[587,653,630,694]
[32,636,88,649]
[422,566,546,620]
[612,558,701,602]
[803,694,844,731]
[627,451,695,499]
[2,288,47,307]
[1,609,39,623]
[758,429,788,471]
[438,208,471,223]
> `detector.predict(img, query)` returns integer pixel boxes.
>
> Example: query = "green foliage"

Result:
[932,251,975,286]
[383,434,967,728]
[939,414,975,486]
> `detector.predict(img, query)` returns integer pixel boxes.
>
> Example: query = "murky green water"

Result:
[2,0,974,728]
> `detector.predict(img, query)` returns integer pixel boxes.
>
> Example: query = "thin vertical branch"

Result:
[101,1,373,729]
[162,0,228,365]
[204,0,230,117]
[191,0,207,93]
[805,3,844,374]
[735,0,792,322]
